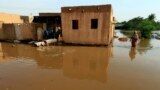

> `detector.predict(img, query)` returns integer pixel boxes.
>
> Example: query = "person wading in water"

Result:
[130,31,139,47]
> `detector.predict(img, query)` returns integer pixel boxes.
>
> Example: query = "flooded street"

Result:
[0,30,160,90]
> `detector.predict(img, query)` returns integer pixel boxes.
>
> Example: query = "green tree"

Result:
[116,16,144,30]
[154,21,160,30]
[147,14,155,21]
[138,19,155,38]
[116,13,160,38]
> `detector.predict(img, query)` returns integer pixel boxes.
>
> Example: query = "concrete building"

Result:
[61,4,115,46]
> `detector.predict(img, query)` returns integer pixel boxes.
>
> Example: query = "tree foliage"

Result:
[138,20,155,38]
[116,14,160,38]
[147,14,155,21]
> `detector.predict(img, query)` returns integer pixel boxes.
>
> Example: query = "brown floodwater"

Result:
[0,30,160,90]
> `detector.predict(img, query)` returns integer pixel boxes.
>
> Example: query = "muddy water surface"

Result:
[0,30,160,90]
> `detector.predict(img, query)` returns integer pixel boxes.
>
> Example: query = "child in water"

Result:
[130,31,139,47]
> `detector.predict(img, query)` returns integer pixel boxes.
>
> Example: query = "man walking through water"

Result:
[130,31,139,47]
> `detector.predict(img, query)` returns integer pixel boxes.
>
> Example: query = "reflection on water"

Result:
[115,30,160,54]
[0,43,64,69]
[0,43,113,90]
[138,39,151,48]
[129,47,136,61]
[0,43,112,76]
[137,39,152,55]
[63,47,112,83]
[0,30,160,90]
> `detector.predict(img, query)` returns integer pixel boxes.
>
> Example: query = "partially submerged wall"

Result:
[0,23,43,40]
[3,24,16,40]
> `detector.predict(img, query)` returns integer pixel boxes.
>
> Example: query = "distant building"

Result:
[61,4,115,46]
[0,13,29,23]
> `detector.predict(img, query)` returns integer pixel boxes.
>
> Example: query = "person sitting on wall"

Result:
[130,31,139,47]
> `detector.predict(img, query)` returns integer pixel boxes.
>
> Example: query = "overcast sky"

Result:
[0,0,160,21]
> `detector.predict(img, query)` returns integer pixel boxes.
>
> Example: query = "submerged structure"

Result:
[61,4,115,46]
[0,4,115,46]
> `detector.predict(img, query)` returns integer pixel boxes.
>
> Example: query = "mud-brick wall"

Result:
[1,23,43,40]
[3,24,16,40]
[61,4,114,45]
[0,22,4,39]
[0,13,24,23]
[15,23,43,40]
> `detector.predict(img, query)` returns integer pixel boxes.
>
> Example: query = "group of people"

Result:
[43,26,63,42]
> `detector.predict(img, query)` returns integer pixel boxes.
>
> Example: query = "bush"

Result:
[138,20,155,38]
[116,14,160,39]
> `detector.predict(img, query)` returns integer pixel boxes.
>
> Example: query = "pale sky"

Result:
[0,0,160,22]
